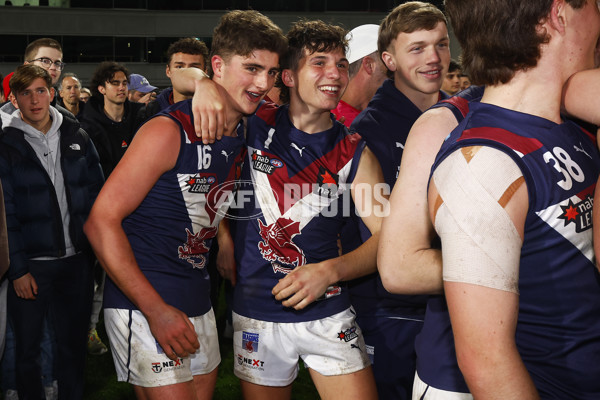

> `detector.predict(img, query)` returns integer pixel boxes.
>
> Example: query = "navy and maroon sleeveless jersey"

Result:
[419,101,600,398]
[342,79,450,319]
[103,99,246,317]
[231,102,364,323]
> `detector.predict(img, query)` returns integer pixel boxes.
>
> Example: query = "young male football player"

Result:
[410,0,600,398]
[226,19,383,400]
[342,3,450,397]
[83,10,286,400]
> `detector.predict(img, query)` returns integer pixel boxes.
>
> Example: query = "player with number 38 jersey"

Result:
[421,101,600,398]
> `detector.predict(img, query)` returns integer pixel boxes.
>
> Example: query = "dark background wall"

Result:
[0,1,457,89]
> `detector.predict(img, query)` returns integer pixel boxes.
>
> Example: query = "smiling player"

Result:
[83,10,286,400]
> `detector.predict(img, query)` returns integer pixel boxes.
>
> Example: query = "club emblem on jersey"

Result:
[257,217,306,272]
[557,195,593,233]
[185,174,216,194]
[178,226,218,268]
[337,327,358,342]
[316,166,339,198]
[242,331,259,353]
[252,151,283,175]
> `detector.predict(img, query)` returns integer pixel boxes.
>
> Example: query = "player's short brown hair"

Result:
[445,0,587,85]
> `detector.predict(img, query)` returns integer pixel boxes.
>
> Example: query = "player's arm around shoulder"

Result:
[378,107,458,295]
[562,68,600,126]
[429,145,538,399]
[170,68,227,142]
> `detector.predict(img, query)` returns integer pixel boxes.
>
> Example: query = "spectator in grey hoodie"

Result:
[0,64,103,400]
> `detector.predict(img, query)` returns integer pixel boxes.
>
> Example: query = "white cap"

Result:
[345,24,380,64]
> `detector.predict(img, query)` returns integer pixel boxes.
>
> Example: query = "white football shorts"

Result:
[104,308,220,387]
[232,307,371,386]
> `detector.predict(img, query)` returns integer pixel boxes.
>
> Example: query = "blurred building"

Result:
[0,0,453,89]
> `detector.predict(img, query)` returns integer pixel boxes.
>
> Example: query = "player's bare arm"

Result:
[216,218,236,284]
[170,67,228,142]
[84,117,199,361]
[430,146,538,399]
[272,146,386,310]
[378,107,458,295]
[562,68,600,126]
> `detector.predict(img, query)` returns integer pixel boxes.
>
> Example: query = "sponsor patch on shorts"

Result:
[242,331,259,353]
[337,326,358,342]
[237,354,266,371]
[150,358,185,374]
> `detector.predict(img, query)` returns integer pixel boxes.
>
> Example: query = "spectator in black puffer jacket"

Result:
[0,64,104,400]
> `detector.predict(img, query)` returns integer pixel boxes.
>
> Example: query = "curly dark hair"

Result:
[445,0,587,85]
[166,37,209,66]
[90,61,129,98]
[276,19,348,104]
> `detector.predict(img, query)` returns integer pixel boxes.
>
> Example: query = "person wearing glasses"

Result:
[80,61,146,179]
[24,38,65,87]
[2,38,66,106]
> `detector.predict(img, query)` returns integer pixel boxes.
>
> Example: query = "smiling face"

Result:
[382,21,450,101]
[11,77,54,131]
[285,47,349,114]
[212,49,280,117]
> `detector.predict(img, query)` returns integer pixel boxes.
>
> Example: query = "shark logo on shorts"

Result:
[242,331,259,353]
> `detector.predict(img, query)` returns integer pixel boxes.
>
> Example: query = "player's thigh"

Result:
[192,367,219,400]
[240,380,292,400]
[232,312,300,387]
[309,365,377,400]
[133,369,218,400]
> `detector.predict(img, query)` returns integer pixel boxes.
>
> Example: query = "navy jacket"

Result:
[0,110,104,280]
